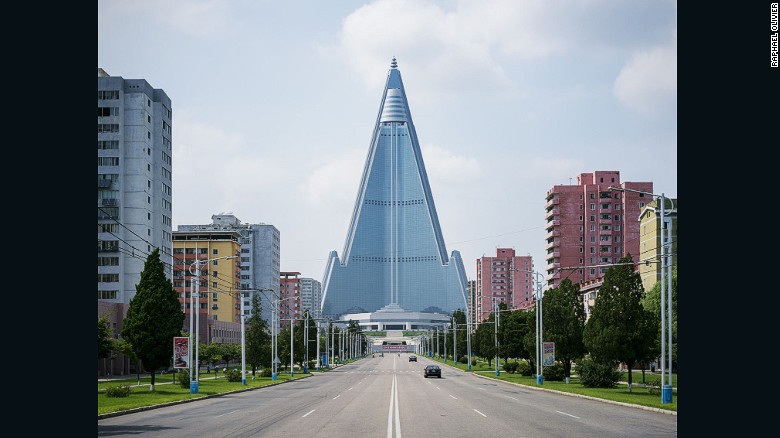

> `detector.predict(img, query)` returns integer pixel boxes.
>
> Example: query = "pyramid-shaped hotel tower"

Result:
[320,58,468,322]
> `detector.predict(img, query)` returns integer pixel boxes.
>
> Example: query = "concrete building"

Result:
[172,229,242,344]
[639,198,678,292]
[467,280,477,332]
[320,58,469,325]
[544,171,652,288]
[300,277,322,319]
[279,272,302,330]
[97,68,173,305]
[475,248,534,326]
[178,214,280,326]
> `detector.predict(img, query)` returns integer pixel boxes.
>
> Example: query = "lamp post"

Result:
[188,255,237,394]
[510,268,545,385]
[610,186,675,404]
[493,299,500,376]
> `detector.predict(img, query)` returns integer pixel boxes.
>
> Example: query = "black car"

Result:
[423,364,441,378]
[409,355,417,362]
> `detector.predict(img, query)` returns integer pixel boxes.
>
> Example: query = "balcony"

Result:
[101,199,117,206]
[97,179,112,188]
[545,229,561,239]
[544,197,560,209]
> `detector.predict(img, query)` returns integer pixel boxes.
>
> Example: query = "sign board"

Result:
[173,337,190,369]
[542,342,555,366]
[273,356,281,365]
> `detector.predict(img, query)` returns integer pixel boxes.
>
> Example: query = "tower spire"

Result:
[390,56,397,69]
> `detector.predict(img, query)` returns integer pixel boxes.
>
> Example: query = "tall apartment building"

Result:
[467,280,477,329]
[279,272,302,329]
[475,248,534,325]
[98,68,173,307]
[172,230,242,344]
[544,171,652,288]
[300,277,322,319]
[178,214,280,326]
[639,198,678,292]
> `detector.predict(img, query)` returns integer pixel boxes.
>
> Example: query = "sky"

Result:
[98,0,677,283]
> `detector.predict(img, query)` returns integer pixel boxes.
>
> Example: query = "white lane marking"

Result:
[449,394,458,399]
[387,373,395,438]
[556,410,580,419]
[302,410,315,418]
[332,394,341,400]
[508,396,518,401]
[215,410,238,417]
[473,409,487,417]
[348,387,354,391]
[394,373,402,438]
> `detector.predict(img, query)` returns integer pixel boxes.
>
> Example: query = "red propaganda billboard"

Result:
[173,337,190,369]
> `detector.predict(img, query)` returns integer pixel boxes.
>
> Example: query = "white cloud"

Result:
[421,144,483,183]
[299,149,366,206]
[613,39,677,117]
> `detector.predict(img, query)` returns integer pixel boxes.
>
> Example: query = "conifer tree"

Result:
[121,248,185,391]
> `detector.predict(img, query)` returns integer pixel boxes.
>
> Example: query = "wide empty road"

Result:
[98,354,677,437]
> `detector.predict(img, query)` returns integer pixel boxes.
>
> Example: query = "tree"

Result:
[541,279,587,382]
[474,316,496,367]
[98,315,116,360]
[642,265,677,371]
[246,293,271,376]
[503,309,533,364]
[121,248,186,391]
[583,255,657,392]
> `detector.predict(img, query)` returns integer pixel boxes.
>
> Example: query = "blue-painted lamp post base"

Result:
[662,385,673,403]
[536,374,544,385]
[272,372,277,381]
[190,382,199,394]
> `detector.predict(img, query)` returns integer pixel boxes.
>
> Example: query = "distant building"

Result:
[300,277,322,319]
[320,58,469,324]
[639,198,678,292]
[172,229,242,344]
[475,248,534,326]
[279,272,302,330]
[178,214,280,326]
[544,171,652,288]
[467,280,477,329]
[97,68,173,305]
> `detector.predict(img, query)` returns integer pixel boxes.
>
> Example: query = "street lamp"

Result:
[610,186,675,404]
[234,287,276,386]
[188,255,238,394]
[510,268,545,385]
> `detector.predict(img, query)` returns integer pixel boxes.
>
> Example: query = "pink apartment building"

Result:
[475,248,534,325]
[279,271,302,329]
[544,171,652,288]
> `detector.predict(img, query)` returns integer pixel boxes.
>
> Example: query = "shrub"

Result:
[542,362,565,381]
[226,368,242,382]
[105,384,131,398]
[502,362,519,374]
[517,360,533,376]
[471,358,477,366]
[459,356,468,364]
[177,370,190,388]
[577,357,620,388]
[647,378,662,395]
[260,368,272,377]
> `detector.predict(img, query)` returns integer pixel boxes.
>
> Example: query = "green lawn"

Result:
[427,356,677,412]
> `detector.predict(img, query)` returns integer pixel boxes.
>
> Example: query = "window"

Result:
[615,225,620,231]
[97,124,119,133]
[147,115,151,123]
[590,225,596,231]
[590,236,595,242]
[639,202,645,208]
[579,237,583,242]
[97,256,119,266]
[614,204,621,210]
[212,271,218,277]
[590,269,595,275]
[579,248,583,253]
[590,204,596,210]
[589,247,595,254]
[98,140,119,150]
[213,259,218,265]
[213,249,218,255]
[590,215,595,221]
[98,290,118,299]
[580,204,583,210]
[589,194,595,199]
[97,157,119,166]
[615,247,621,253]
[601,225,611,230]
[97,90,119,100]
[212,282,218,288]
[615,236,621,242]
[97,107,119,117]
[579,215,583,221]
[601,203,610,209]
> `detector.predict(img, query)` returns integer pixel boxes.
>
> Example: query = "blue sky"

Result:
[98,0,677,282]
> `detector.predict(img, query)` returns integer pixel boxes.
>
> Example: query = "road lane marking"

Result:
[302,410,315,418]
[473,409,487,417]
[332,394,341,400]
[348,387,354,391]
[507,396,518,401]
[556,411,580,419]
[215,410,238,417]
[449,394,458,399]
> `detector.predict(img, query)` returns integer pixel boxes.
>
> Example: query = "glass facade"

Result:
[320,59,468,320]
